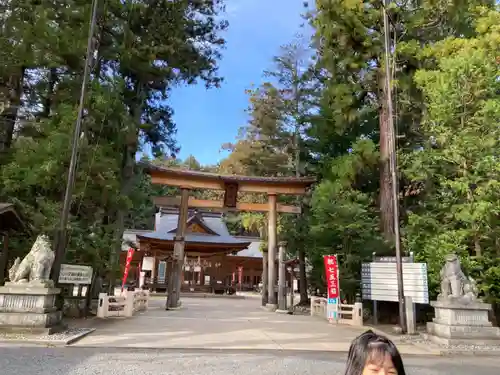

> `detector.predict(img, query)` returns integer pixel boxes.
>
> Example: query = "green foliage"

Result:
[403,9,500,303]
[0,0,228,279]
[308,139,387,298]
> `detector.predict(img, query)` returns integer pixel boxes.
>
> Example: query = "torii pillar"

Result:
[266,194,278,310]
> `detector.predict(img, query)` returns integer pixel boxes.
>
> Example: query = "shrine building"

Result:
[120,207,263,293]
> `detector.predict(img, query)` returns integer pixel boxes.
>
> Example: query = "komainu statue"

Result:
[8,234,55,287]
[438,253,478,303]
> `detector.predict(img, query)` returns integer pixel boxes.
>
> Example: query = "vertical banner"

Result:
[121,247,135,292]
[324,255,340,322]
[238,266,243,288]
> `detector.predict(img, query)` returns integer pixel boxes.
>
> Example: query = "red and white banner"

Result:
[122,247,135,291]
[324,255,339,299]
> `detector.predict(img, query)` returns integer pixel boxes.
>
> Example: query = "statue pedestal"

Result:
[427,299,500,345]
[0,284,66,335]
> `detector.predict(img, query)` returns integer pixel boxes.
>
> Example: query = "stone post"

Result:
[352,301,364,326]
[266,194,278,310]
[97,293,109,318]
[261,249,268,306]
[288,270,294,311]
[405,296,416,335]
[277,241,287,313]
[123,290,134,317]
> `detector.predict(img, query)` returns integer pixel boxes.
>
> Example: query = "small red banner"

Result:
[323,255,339,299]
[121,247,135,291]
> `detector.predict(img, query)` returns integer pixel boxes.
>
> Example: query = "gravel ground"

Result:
[0,347,499,375]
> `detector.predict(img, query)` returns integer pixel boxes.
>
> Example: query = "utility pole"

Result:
[50,0,100,284]
[382,0,406,332]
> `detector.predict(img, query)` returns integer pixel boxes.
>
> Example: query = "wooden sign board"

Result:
[223,183,239,208]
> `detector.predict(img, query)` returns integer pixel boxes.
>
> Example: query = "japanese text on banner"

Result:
[323,255,339,299]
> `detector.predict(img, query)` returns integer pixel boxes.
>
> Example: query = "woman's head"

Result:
[344,330,405,375]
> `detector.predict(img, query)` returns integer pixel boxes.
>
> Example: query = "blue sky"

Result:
[168,0,310,166]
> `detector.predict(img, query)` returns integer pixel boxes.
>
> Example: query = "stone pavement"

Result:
[71,296,436,355]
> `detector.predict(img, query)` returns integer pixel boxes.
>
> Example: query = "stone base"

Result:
[265,303,278,312]
[426,299,500,345]
[0,284,63,334]
[0,322,67,335]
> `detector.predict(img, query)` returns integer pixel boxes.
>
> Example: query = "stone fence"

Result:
[97,289,149,318]
[310,296,363,326]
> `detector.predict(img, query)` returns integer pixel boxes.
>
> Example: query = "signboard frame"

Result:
[58,264,93,285]
[361,260,429,304]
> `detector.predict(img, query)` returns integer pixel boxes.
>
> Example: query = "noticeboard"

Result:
[361,262,429,304]
[58,264,93,285]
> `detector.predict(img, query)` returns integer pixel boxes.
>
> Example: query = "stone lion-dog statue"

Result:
[8,234,55,287]
[439,253,478,303]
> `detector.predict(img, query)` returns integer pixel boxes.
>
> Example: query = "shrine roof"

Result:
[137,211,251,247]
[230,240,262,258]
[156,210,231,237]
[137,231,251,246]
[0,203,25,232]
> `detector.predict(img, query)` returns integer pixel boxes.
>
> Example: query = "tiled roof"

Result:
[231,241,263,258]
[140,212,251,246]
[137,231,251,245]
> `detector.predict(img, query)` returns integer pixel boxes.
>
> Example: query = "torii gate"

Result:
[142,163,315,310]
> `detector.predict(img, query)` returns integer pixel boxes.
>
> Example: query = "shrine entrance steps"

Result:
[71,296,432,354]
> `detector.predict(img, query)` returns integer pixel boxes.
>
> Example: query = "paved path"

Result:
[1,346,499,375]
[72,297,433,355]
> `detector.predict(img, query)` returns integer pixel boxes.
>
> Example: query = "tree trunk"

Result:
[0,68,25,152]
[379,72,395,241]
[42,68,58,118]
[298,247,308,303]
[108,82,144,294]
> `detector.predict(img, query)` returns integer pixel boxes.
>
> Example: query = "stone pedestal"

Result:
[0,284,65,334]
[427,299,500,345]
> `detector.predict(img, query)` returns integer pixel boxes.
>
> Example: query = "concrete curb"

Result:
[438,349,500,357]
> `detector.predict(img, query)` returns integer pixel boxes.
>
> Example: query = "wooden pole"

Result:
[261,249,268,306]
[267,194,277,308]
[170,188,190,308]
[382,0,406,332]
[51,0,100,284]
[0,233,8,286]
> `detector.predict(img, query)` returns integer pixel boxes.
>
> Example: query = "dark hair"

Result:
[344,330,406,375]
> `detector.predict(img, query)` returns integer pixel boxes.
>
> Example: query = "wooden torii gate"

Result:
[142,163,315,309]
